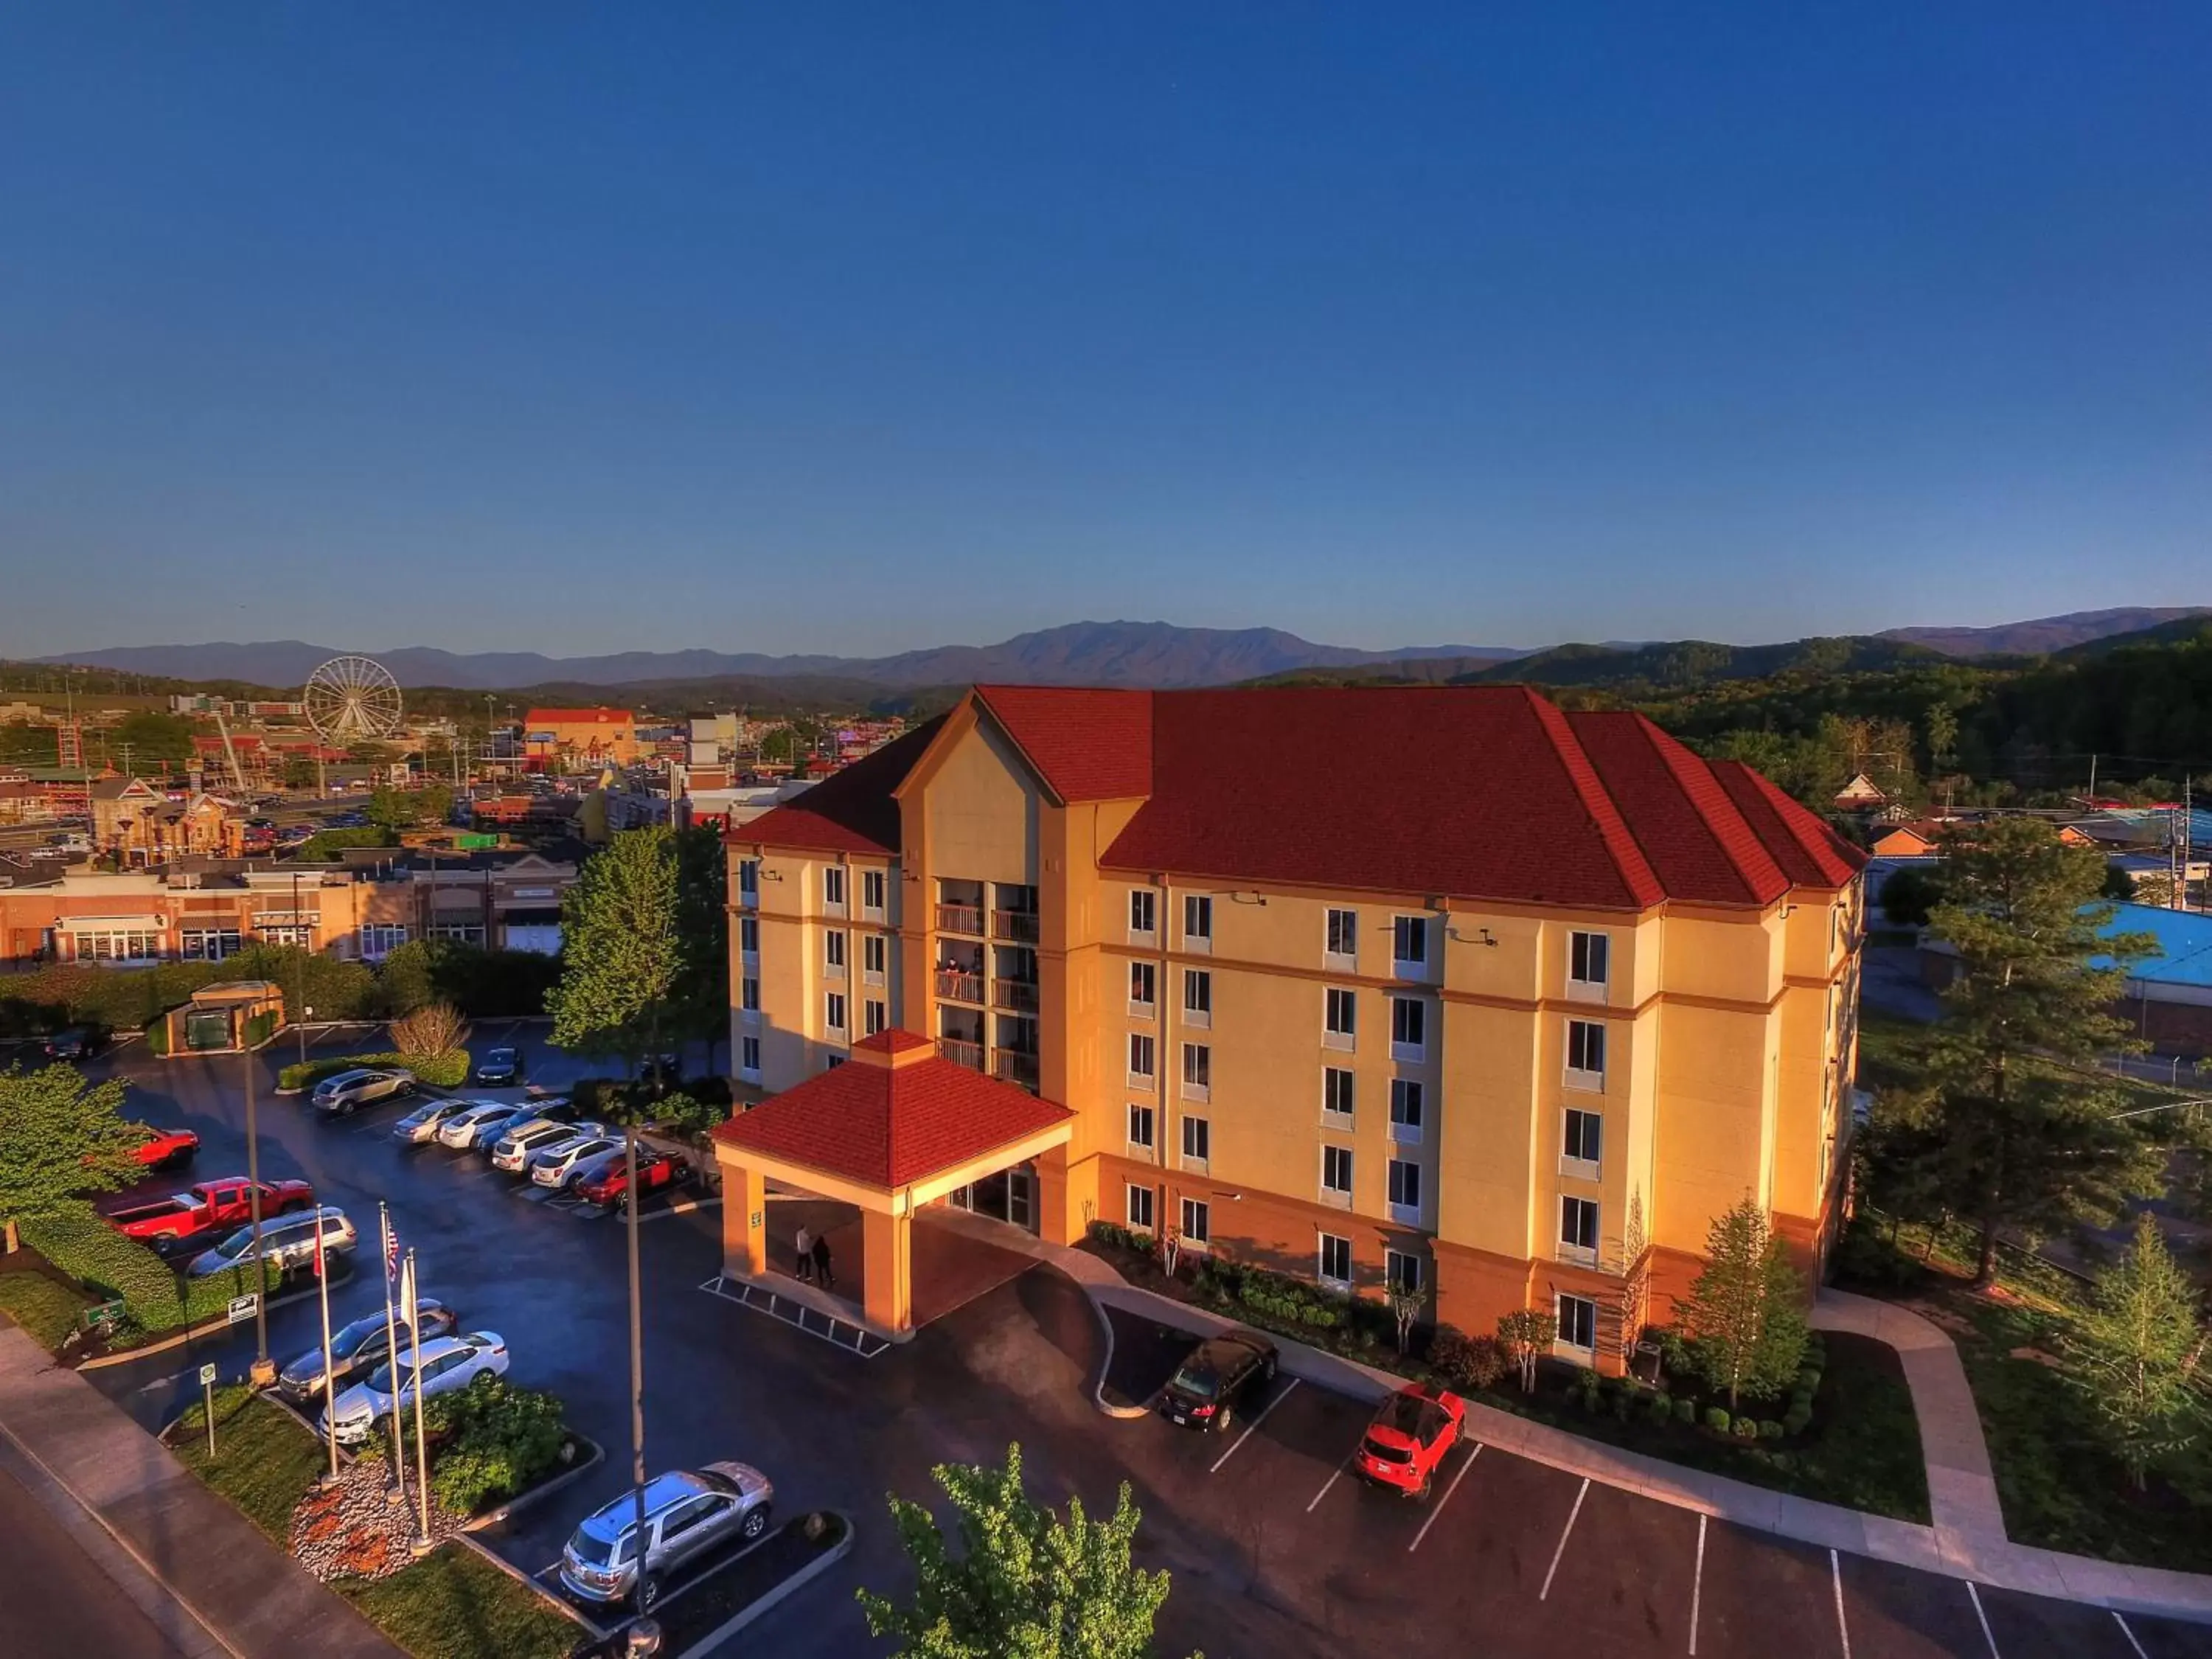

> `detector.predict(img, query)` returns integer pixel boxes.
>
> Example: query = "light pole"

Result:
[627,1113,651,1612]
[292,869,309,1068]
[244,1038,274,1387]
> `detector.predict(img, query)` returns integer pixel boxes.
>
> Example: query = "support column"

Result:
[720,1158,767,1278]
[863,1207,913,1332]
[1035,1144,1072,1247]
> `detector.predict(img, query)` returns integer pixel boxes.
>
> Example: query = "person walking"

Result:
[811,1231,834,1291]
[793,1222,813,1283]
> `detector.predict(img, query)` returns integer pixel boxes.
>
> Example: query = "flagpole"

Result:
[316,1217,339,1486]
[405,1248,432,1554]
[380,1204,407,1509]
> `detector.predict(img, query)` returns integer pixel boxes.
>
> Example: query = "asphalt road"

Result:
[60,1030,2212,1659]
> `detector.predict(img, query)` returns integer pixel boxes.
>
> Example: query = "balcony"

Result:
[992,908,1040,945]
[992,1050,1040,1092]
[993,978,1039,1014]
[936,970,984,1004]
[936,904,984,937]
[939,1037,984,1072]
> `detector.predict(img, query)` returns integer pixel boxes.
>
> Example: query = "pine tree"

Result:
[1925,817,2166,1284]
[2065,1213,2208,1489]
[1678,1199,1809,1411]
[857,1444,1193,1659]
[0,1065,147,1253]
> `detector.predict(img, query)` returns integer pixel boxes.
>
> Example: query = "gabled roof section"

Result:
[971,686,1152,803]
[732,715,946,858]
[1709,760,1868,889]
[1565,711,1790,906]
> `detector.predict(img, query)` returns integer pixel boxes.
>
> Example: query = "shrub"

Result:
[1733,1416,1762,1441]
[276,1049,467,1092]
[1086,1220,1147,1256]
[19,1201,279,1333]
[1794,1367,1822,1395]
[1759,1419,1784,1441]
[1429,1328,1509,1393]
[1673,1395,1697,1425]
[1648,1392,1676,1427]
[146,1020,170,1057]
[243,1011,277,1048]
[390,1001,465,1058]
[1782,1403,1813,1436]
[423,1374,569,1515]
[1703,1406,1731,1434]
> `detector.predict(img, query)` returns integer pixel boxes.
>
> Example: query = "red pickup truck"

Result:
[108,1178,316,1244]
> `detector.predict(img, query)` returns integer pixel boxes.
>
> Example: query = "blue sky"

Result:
[2,4,2206,659]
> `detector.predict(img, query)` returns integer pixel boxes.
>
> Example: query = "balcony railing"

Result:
[992,1051,1041,1091]
[936,970,984,1004]
[993,979,1039,1014]
[939,1037,984,1072]
[936,904,984,936]
[992,909,1041,945]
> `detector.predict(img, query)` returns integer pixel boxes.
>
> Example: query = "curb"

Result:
[452,1532,611,1643]
[636,1197,722,1225]
[1082,1294,1152,1421]
[681,1513,856,1659]
[462,1433,606,1531]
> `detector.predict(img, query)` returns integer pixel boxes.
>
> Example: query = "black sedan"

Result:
[1158,1329,1279,1433]
[276,1299,458,1402]
[44,1026,107,1061]
[474,1046,526,1086]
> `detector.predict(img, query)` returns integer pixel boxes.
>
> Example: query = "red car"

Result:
[1354,1383,1467,1498]
[574,1149,688,1211]
[133,1127,200,1170]
[106,1177,316,1245]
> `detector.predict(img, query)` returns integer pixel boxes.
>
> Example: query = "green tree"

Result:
[281,756,319,790]
[113,711,195,769]
[1496,1308,1554,1394]
[547,827,681,1081]
[2064,1213,2208,1489]
[1924,703,1959,772]
[366,783,453,832]
[1677,1198,1809,1411]
[1924,817,2166,1284]
[1879,866,1947,929]
[857,1443,1189,1659]
[0,1065,147,1253]
[669,825,729,1071]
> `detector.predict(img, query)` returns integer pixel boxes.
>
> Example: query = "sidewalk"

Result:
[0,1326,405,1659]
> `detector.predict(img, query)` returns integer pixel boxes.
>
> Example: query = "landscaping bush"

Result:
[1648,1392,1676,1427]
[422,1374,570,1514]
[19,1201,279,1332]
[1759,1419,1784,1441]
[145,1020,170,1057]
[1733,1416,1762,1441]
[243,1010,277,1048]
[1085,1220,1148,1256]
[1704,1406,1731,1434]
[1673,1395,1697,1425]
[1429,1327,1509,1393]
[276,1049,468,1093]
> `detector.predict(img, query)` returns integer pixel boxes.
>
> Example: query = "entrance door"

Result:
[1006,1166,1035,1233]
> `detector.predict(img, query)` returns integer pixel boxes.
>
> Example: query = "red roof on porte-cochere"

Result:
[712,1029,1072,1189]
[731,685,1863,911]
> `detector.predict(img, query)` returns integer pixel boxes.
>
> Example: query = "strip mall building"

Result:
[720,684,1865,1366]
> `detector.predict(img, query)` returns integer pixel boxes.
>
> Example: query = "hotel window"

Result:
[1390,995,1427,1060]
[1180,1197,1210,1246]
[824,991,847,1033]
[862,869,886,917]
[1127,1183,1156,1232]
[864,999,887,1037]
[741,975,760,1012]
[1568,931,1610,998]
[740,1035,760,1074]
[1560,1196,1599,1264]
[1388,1158,1423,1222]
[1127,1103,1155,1150]
[1392,915,1430,970]
[824,931,846,976]
[822,866,846,914]
[1324,987,1357,1049]
[1180,1042,1211,1101]
[181,928,243,961]
[738,860,759,901]
[1129,961,1155,1014]
[1183,894,1212,950]
[1321,1144,1354,1203]
[863,933,887,984]
[1319,1233,1353,1289]
[1557,1293,1597,1354]
[1180,1113,1210,1169]
[1563,1107,1602,1175]
[739,916,759,956]
[1389,1078,1425,1144]
[1385,1250,1425,1295]
[1128,1032,1155,1085]
[1323,1066,1355,1124]
[1566,1019,1607,1090]
[1129,889,1156,939]
[1325,907,1358,962]
[1182,969,1211,1028]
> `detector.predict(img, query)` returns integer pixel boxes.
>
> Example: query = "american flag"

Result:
[383,1209,400,1287]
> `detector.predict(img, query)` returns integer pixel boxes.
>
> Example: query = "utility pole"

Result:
[244,1040,274,1387]
[2089,753,2099,800]
[627,1110,651,1613]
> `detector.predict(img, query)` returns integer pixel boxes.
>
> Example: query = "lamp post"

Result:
[292,869,309,1068]
[244,1040,274,1387]
[627,1115,651,1612]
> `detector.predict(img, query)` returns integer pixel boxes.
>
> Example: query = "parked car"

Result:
[320,1330,509,1446]
[391,1098,469,1144]
[1157,1329,1279,1432]
[557,1463,774,1607]
[507,1092,578,1127]
[490,1119,583,1173]
[529,1132,622,1189]
[310,1068,415,1116]
[575,1147,689,1211]
[1354,1383,1467,1498]
[44,1026,107,1061]
[436,1102,530,1150]
[277,1298,457,1402]
[473,1046,524,1086]
[131,1127,200,1169]
[187,1206,356,1278]
[108,1177,316,1245]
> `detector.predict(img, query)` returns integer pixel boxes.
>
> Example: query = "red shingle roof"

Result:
[1565,711,1790,905]
[1708,760,1868,889]
[712,1029,1072,1189]
[973,686,1152,803]
[734,717,947,857]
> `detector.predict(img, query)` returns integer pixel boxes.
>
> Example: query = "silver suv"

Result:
[558,1464,773,1607]
[311,1068,415,1116]
[187,1206,357,1277]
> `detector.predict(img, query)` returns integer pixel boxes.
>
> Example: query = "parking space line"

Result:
[1406,1441,1481,1554]
[1688,1512,1705,1655]
[2112,1613,2149,1659]
[1537,1476,1589,1601]
[1305,1464,1344,1513]
[1208,1377,1299,1472]
[1829,1550,1851,1659]
[1965,1582,2000,1658]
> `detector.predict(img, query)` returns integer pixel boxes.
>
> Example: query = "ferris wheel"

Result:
[303,655,404,744]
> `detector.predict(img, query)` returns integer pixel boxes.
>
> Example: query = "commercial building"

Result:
[89,779,246,865]
[523,707,639,766]
[717,684,1865,1360]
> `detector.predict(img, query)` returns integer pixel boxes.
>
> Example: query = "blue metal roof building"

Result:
[2096,902,2212,990]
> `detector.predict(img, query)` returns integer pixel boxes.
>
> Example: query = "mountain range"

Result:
[38,607,2209,695]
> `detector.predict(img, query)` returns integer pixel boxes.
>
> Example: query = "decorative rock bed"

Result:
[288,1460,469,1582]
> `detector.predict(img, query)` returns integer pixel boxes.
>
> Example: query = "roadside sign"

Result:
[81,1297,126,1334]
[198,1363,218,1386]
[227,1293,259,1325]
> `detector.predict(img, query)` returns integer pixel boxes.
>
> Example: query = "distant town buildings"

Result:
[524,706,639,765]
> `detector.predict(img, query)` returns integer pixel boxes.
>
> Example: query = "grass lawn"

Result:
[0,1269,89,1352]
[338,1545,582,1659]
[167,1385,327,1545]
